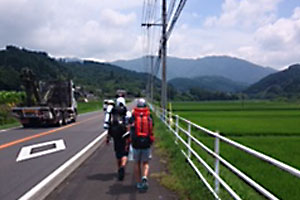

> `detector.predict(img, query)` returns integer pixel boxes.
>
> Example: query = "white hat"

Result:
[116,97,126,106]
[107,99,115,105]
[137,98,146,107]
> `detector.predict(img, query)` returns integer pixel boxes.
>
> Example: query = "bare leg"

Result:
[142,161,149,177]
[121,156,128,168]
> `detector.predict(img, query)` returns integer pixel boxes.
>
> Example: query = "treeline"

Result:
[0,46,150,97]
[172,87,239,101]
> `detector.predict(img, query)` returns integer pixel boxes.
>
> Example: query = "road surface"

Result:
[0,103,177,200]
[0,111,104,200]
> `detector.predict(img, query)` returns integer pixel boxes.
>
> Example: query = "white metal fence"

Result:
[149,104,300,200]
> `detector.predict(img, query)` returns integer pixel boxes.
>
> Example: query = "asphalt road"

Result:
[0,110,105,200]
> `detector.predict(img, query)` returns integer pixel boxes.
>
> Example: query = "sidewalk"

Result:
[46,141,178,200]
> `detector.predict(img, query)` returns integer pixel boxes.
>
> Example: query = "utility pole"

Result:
[161,0,167,113]
[150,56,154,103]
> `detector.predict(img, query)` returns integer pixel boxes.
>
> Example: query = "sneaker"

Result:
[141,177,149,190]
[118,167,125,181]
[136,182,143,190]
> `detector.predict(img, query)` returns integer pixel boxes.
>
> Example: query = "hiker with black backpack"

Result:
[103,96,131,181]
[130,98,154,191]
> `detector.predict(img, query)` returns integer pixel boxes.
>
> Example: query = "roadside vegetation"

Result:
[153,114,215,200]
[0,91,25,128]
[168,100,300,200]
[77,100,102,114]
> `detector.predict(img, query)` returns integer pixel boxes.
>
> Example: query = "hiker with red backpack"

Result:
[130,98,154,191]
[103,96,131,181]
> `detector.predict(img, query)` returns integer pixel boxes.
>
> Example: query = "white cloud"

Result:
[204,0,282,29]
[0,0,143,61]
[182,1,299,69]
[0,0,299,70]
[245,7,300,67]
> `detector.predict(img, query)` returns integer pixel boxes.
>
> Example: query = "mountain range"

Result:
[112,56,277,84]
[1,46,299,100]
[169,76,248,93]
[245,64,300,99]
[0,46,153,97]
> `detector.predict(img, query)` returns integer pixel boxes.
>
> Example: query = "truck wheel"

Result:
[71,109,77,123]
[62,117,67,125]
[56,118,63,127]
[71,115,77,123]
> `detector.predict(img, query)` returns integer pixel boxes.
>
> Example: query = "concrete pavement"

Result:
[46,140,178,200]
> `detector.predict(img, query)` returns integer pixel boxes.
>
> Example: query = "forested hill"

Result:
[112,56,276,84]
[169,76,248,93]
[245,64,300,99]
[0,46,150,97]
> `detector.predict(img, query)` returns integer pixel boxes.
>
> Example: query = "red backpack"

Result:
[132,107,153,148]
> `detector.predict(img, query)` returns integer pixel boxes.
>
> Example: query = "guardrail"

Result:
[149,104,300,200]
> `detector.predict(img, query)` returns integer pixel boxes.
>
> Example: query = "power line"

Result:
[141,0,187,109]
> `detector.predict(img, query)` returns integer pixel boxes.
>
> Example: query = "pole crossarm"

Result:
[141,23,163,27]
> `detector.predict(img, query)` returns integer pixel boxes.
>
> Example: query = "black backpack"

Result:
[109,105,127,139]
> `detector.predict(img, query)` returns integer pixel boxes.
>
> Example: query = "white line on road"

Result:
[0,126,22,133]
[16,140,66,162]
[18,130,108,200]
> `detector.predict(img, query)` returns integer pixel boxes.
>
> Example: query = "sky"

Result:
[0,0,299,70]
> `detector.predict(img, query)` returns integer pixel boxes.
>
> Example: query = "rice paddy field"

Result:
[170,100,300,200]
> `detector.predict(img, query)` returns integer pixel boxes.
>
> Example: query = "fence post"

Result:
[214,131,220,195]
[188,122,192,158]
[168,111,173,130]
[175,115,179,144]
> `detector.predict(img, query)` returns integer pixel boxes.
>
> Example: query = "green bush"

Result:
[0,91,25,126]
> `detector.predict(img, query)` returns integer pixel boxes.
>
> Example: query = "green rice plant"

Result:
[168,101,300,199]
[218,136,300,200]
[172,101,300,136]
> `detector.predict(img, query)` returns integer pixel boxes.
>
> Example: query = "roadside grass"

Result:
[0,121,20,130]
[77,100,102,114]
[153,115,214,200]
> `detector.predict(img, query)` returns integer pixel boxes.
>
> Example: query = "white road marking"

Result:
[18,131,107,200]
[16,139,66,162]
[0,126,22,133]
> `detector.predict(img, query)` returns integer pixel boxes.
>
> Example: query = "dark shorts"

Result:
[115,149,129,159]
[113,136,130,160]
[109,125,129,159]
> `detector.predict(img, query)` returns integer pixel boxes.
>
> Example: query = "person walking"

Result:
[130,98,154,191]
[103,96,131,181]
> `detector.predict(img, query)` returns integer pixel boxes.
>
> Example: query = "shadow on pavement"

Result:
[87,173,116,181]
[106,183,136,196]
